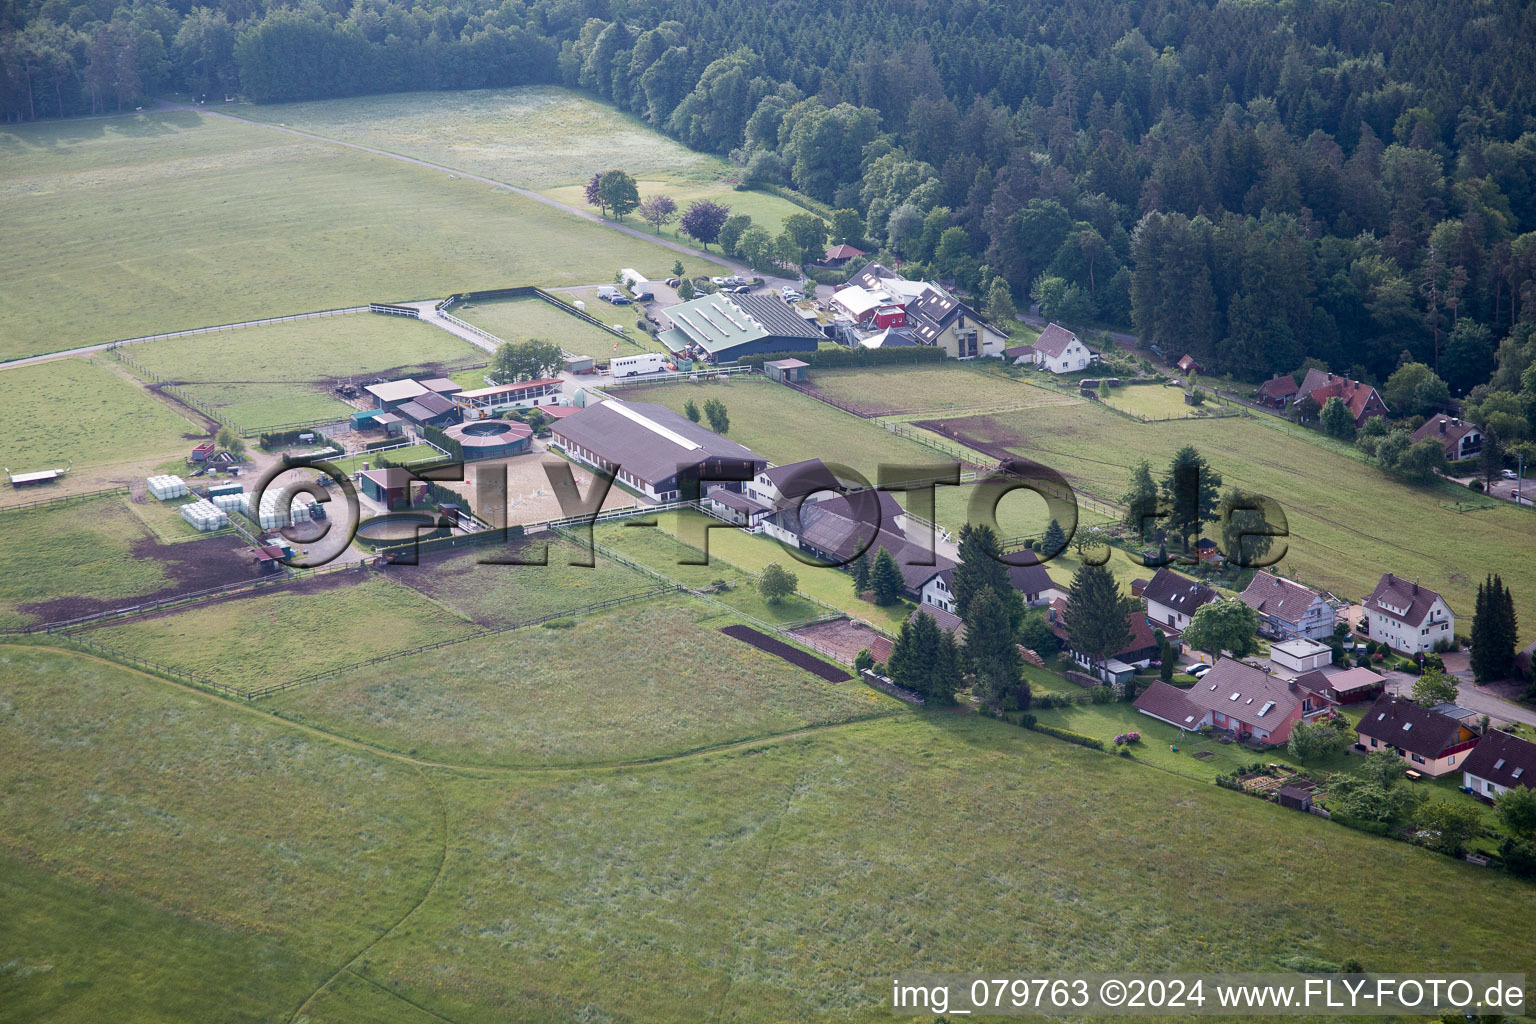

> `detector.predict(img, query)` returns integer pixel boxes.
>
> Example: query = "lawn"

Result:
[0,357,200,477]
[390,536,661,627]
[0,493,253,630]
[0,644,443,1022]
[261,596,894,767]
[1099,381,1240,420]
[454,295,665,359]
[330,443,447,476]
[83,571,477,689]
[5,646,1533,1022]
[926,402,1536,636]
[349,716,1532,1020]
[805,364,1081,418]
[0,109,727,359]
[543,177,816,254]
[120,311,485,432]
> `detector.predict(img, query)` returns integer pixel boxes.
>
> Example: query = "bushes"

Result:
[421,424,465,462]
[1089,685,1116,704]
[260,427,327,449]
[1023,720,1105,751]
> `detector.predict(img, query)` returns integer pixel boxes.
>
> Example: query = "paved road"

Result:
[1382,669,1536,728]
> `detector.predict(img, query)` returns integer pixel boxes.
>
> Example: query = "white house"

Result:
[919,559,1057,615]
[1027,323,1092,374]
[1238,571,1334,641]
[1461,731,1535,799]
[745,458,843,510]
[1141,567,1220,633]
[1363,573,1455,654]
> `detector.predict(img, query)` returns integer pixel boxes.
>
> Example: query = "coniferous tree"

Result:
[1061,564,1135,673]
[1472,574,1518,681]
[952,523,1020,625]
[849,548,872,595]
[1120,460,1160,542]
[1161,446,1222,552]
[1041,518,1068,559]
[869,547,904,606]
[966,586,1024,708]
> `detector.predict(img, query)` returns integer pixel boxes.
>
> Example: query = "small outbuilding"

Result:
[358,466,417,510]
[1270,637,1333,674]
[1276,785,1314,812]
[764,358,809,383]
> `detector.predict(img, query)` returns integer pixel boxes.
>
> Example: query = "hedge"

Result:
[260,427,327,449]
[421,424,465,462]
[736,345,948,370]
[1022,720,1106,751]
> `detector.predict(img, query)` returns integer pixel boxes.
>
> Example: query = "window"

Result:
[1370,738,1378,747]
[1448,755,1455,765]
[1495,759,1506,770]
[1411,754,1426,764]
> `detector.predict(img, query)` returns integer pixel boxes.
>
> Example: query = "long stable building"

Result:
[453,378,564,418]
[549,399,765,502]
[658,292,822,363]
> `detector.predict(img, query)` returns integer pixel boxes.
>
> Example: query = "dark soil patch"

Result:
[913,415,1028,462]
[18,534,256,626]
[1192,750,1214,761]
[719,624,851,682]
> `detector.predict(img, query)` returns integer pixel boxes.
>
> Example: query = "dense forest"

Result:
[6,0,1536,404]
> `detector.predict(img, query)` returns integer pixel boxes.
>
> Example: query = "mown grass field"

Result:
[121,311,484,431]
[0,644,443,1023]
[4,646,1530,1023]
[0,110,726,359]
[543,176,813,251]
[1098,381,1237,420]
[806,364,1080,417]
[237,86,725,189]
[391,536,660,627]
[84,571,476,687]
[454,295,664,359]
[930,402,1536,634]
[262,597,892,767]
[0,357,199,477]
[0,493,253,630]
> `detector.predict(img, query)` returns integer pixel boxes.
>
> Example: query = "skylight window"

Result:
[1258,701,1275,717]
[1402,722,1413,731]
[1515,768,1526,779]
[1229,692,1240,701]
[1495,759,1506,770]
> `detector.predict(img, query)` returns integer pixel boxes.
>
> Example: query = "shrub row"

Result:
[1018,716,1106,751]
[260,427,327,449]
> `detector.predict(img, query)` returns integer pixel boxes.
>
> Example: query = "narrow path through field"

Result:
[288,763,453,1023]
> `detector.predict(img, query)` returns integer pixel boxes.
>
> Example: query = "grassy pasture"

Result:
[0,645,443,1021]
[237,86,725,189]
[262,597,892,767]
[928,403,1536,634]
[0,357,199,477]
[1098,381,1235,420]
[543,176,814,250]
[390,536,660,627]
[83,571,476,688]
[352,716,1532,1020]
[806,364,1081,417]
[454,295,665,359]
[0,493,256,630]
[121,311,483,431]
[0,110,726,359]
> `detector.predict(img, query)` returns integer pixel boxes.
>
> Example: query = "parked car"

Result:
[710,276,729,285]
[1188,663,1213,679]
[781,288,803,301]
[1502,469,1519,479]
[609,295,631,305]
[665,278,680,287]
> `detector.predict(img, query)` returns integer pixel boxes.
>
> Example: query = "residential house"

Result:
[1048,599,1160,684]
[821,243,867,267]
[912,603,965,642]
[1355,694,1479,777]
[904,288,1008,359]
[1295,368,1389,427]
[1003,344,1036,365]
[746,458,843,510]
[919,556,1056,615]
[1363,573,1454,654]
[1410,416,1483,463]
[1239,571,1334,641]
[1025,323,1093,374]
[766,490,949,600]
[549,399,765,503]
[1461,731,1536,799]
[1176,354,1203,375]
[1257,374,1299,408]
[1293,666,1385,705]
[1142,567,1220,634]
[1134,658,1326,745]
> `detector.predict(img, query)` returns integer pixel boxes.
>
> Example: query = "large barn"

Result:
[657,292,823,363]
[549,399,765,502]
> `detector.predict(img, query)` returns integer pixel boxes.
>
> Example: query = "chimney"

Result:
[1288,679,1298,692]
[1439,419,1447,434]
[1412,581,1419,594]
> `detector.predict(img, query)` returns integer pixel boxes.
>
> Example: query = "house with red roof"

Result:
[1047,598,1159,684]
[1256,373,1300,408]
[1410,415,1483,462]
[1238,571,1334,641]
[1295,368,1389,426]
[1025,323,1093,374]
[1363,573,1454,654]
[1134,658,1329,744]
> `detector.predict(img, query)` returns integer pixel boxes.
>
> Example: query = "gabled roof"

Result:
[1239,571,1326,624]
[760,458,842,497]
[550,400,763,487]
[1004,344,1036,358]
[845,262,901,291]
[1142,568,1221,616]
[1258,374,1299,399]
[824,243,867,260]
[908,287,975,330]
[1296,368,1388,421]
[1134,680,1208,729]
[1176,354,1202,372]
[912,603,965,638]
[1187,658,1304,725]
[359,466,417,489]
[1460,730,1536,790]
[1356,694,1467,757]
[709,489,770,515]
[1049,601,1158,660]
[418,377,463,395]
[1411,416,1481,456]
[664,293,820,354]
[1365,573,1448,627]
[1032,323,1081,359]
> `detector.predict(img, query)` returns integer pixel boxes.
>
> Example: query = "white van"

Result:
[610,353,669,377]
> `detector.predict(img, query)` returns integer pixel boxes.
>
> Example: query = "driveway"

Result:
[1381,668,1536,728]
